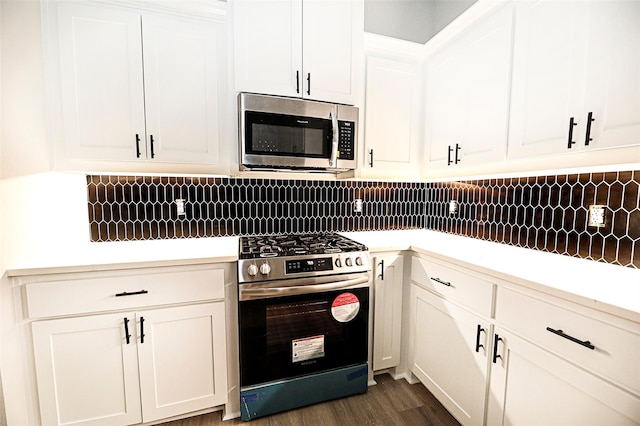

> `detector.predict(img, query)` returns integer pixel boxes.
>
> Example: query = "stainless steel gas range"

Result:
[237,233,371,421]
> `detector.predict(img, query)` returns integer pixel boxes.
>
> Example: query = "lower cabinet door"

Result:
[487,328,640,426]
[409,284,490,426]
[137,302,227,422]
[32,313,142,426]
[372,253,404,370]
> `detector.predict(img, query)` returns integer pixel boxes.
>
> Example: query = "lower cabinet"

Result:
[372,253,404,371]
[32,303,227,425]
[25,264,229,426]
[409,280,490,426]
[487,327,640,426]
[408,253,640,426]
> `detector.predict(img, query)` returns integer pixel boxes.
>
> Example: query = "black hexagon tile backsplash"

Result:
[87,170,639,269]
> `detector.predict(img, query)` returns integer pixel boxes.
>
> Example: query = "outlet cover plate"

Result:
[588,205,606,227]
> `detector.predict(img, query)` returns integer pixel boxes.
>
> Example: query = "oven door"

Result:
[238,277,369,388]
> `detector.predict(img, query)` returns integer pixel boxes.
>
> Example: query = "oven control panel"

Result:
[286,257,333,274]
[239,252,371,283]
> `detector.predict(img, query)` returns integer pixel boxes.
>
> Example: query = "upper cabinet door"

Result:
[363,53,422,178]
[508,0,640,159]
[142,13,224,164]
[583,0,640,151]
[57,2,146,161]
[508,1,587,159]
[424,5,513,170]
[233,0,303,98]
[302,0,361,104]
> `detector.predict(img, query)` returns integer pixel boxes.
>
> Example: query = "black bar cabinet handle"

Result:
[475,324,485,353]
[492,334,503,363]
[378,260,385,280]
[546,327,595,350]
[369,149,374,167]
[150,135,155,158]
[584,112,594,146]
[455,143,461,164]
[115,290,149,297]
[124,317,131,344]
[140,317,145,344]
[135,134,141,158]
[307,73,311,96]
[430,277,451,287]
[447,145,453,165]
[567,117,577,148]
[296,70,300,94]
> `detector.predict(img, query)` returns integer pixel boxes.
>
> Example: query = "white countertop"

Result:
[7,229,639,320]
[344,229,640,320]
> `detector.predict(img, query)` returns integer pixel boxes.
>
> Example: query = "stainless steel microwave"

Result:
[239,93,358,172]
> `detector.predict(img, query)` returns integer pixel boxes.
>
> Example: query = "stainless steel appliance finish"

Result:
[237,233,371,420]
[239,93,359,172]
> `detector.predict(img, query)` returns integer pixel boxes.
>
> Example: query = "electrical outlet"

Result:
[354,198,363,213]
[176,199,186,218]
[449,200,458,215]
[588,205,606,227]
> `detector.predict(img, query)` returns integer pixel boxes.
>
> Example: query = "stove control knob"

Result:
[247,264,258,276]
[335,258,343,268]
[260,262,271,275]
[355,256,363,266]
[345,257,353,267]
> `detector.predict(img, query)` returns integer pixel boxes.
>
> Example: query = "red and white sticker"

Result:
[331,292,360,323]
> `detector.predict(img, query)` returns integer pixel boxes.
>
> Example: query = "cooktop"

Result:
[239,233,367,259]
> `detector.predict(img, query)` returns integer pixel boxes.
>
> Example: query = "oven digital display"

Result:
[285,257,333,274]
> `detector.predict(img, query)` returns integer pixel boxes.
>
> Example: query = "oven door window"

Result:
[239,287,369,387]
[245,111,332,158]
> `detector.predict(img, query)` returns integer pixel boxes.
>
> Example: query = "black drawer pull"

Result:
[430,277,451,287]
[378,260,385,281]
[546,327,595,350]
[584,111,595,146]
[492,334,503,364]
[123,317,131,345]
[135,134,141,158]
[567,116,577,148]
[475,324,485,353]
[115,290,149,297]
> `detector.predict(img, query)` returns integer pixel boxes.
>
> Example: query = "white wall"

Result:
[1,2,55,424]
[364,0,476,44]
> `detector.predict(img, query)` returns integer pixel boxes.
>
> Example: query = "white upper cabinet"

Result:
[423,5,513,171]
[508,0,640,159]
[362,36,422,178]
[56,2,146,162]
[52,2,227,168]
[141,13,223,164]
[233,0,363,105]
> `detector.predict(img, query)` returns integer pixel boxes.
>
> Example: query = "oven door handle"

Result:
[240,275,370,300]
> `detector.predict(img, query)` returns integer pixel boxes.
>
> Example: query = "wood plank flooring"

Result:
[157,374,460,426]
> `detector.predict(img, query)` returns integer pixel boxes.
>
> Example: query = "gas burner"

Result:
[239,233,367,259]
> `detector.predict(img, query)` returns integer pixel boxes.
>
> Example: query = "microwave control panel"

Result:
[337,120,356,160]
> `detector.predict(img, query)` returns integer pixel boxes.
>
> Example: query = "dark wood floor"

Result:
[158,374,460,426]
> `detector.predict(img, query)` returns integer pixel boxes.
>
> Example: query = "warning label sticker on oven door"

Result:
[331,292,360,323]
[292,335,325,363]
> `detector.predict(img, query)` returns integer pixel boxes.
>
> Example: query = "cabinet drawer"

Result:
[25,266,225,319]
[411,256,494,317]
[495,286,640,394]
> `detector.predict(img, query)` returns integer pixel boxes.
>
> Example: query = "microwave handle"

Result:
[329,111,339,167]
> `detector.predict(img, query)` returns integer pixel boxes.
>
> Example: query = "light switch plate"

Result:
[588,205,606,227]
